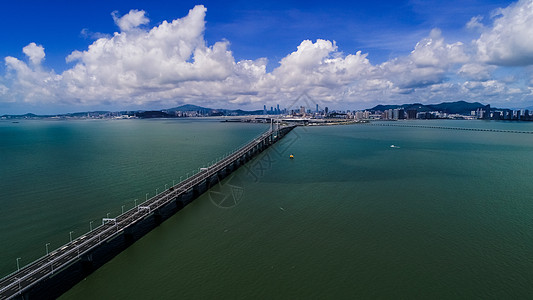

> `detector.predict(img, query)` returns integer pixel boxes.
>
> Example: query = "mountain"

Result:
[136,111,173,118]
[230,109,264,115]
[369,104,402,111]
[428,101,486,114]
[2,101,506,120]
[369,101,487,115]
[1,104,269,119]
[162,104,263,116]
[165,104,211,112]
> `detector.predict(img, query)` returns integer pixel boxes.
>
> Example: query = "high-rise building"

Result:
[407,109,417,119]
[316,104,319,113]
[476,108,484,119]
[387,109,393,120]
[399,108,405,119]
[484,105,491,119]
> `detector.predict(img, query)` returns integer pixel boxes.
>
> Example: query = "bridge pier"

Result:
[153,208,163,225]
[206,174,219,189]
[173,195,185,210]
[180,188,194,205]
[216,168,227,182]
[192,180,208,198]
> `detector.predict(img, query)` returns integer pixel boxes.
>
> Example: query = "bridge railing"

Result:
[0,221,121,296]
[121,127,284,217]
[0,125,295,298]
[365,122,533,134]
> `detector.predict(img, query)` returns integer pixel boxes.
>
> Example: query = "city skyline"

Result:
[2,0,533,114]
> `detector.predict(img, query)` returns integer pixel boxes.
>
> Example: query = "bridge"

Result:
[364,122,533,134]
[0,125,296,300]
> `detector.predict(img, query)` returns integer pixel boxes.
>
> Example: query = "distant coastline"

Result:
[2,101,532,122]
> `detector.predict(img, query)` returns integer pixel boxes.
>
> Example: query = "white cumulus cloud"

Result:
[379,29,467,91]
[410,29,468,67]
[2,2,533,111]
[60,5,236,105]
[0,83,8,95]
[458,63,495,81]
[112,9,150,32]
[466,16,484,30]
[22,43,45,66]
[264,39,376,106]
[475,0,533,66]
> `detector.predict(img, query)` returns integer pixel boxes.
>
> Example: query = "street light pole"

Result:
[46,243,50,256]
[16,257,21,271]
[146,193,149,201]
[69,231,74,242]
[90,221,93,231]
[121,205,125,214]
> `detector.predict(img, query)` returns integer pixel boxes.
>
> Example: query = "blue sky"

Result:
[2,0,532,114]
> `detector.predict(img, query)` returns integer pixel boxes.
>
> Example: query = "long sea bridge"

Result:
[365,122,533,134]
[0,125,296,300]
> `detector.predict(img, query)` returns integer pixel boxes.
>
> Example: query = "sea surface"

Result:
[1,119,533,298]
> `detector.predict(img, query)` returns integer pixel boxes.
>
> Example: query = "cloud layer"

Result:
[475,0,533,66]
[2,1,533,112]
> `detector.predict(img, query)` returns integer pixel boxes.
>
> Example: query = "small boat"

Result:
[289,154,294,159]
[390,145,400,148]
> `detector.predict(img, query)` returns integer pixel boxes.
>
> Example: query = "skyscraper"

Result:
[407,109,417,119]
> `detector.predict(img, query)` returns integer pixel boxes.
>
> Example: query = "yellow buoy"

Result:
[289,154,294,159]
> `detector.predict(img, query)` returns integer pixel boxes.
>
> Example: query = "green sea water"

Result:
[2,119,533,298]
[0,119,268,276]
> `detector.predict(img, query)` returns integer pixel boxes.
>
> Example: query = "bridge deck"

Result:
[365,122,533,134]
[0,125,295,300]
